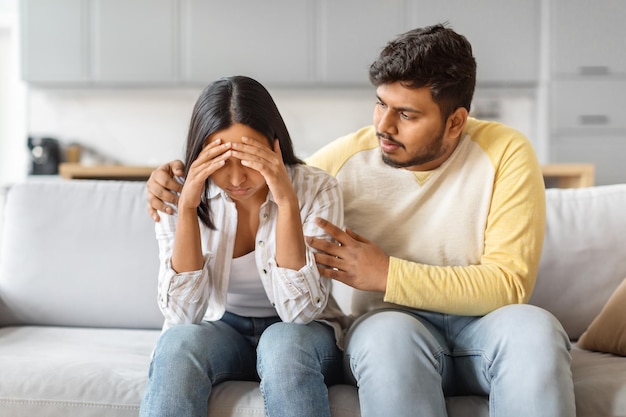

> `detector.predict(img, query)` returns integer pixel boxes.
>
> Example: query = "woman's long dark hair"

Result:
[184,75,303,229]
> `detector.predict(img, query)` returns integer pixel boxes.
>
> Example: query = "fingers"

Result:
[346,227,370,243]
[313,251,343,269]
[188,140,232,180]
[148,204,161,222]
[316,264,350,283]
[313,217,352,245]
[170,160,185,177]
[230,137,278,166]
[146,161,185,220]
[307,235,341,256]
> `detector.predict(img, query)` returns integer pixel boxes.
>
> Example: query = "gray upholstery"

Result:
[1,179,625,417]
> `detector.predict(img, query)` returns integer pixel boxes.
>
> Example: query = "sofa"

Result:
[0,178,625,417]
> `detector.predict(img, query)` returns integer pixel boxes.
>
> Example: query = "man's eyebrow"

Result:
[376,95,422,114]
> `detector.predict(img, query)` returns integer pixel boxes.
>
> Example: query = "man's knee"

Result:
[492,304,569,347]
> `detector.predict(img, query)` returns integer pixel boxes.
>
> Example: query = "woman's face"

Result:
[205,123,271,203]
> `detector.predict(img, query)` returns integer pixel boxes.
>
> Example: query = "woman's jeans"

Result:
[344,304,576,417]
[139,312,342,417]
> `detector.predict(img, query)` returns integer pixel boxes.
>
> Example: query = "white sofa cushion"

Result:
[530,184,626,340]
[0,325,158,417]
[0,180,163,329]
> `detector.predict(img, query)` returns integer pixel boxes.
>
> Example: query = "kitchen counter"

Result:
[59,163,157,181]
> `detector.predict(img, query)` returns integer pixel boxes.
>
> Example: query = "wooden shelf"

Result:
[58,163,594,188]
[59,163,157,181]
[541,164,595,188]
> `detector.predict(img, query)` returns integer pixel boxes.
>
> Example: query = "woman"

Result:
[139,76,348,417]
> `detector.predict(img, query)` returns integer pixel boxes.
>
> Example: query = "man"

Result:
[146,24,575,417]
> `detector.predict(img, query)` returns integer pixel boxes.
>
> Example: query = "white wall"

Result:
[25,86,537,167]
[0,0,27,237]
[0,0,27,187]
[25,87,377,165]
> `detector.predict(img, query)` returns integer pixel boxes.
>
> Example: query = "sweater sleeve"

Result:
[384,129,546,316]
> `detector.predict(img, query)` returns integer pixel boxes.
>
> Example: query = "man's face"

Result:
[373,82,459,171]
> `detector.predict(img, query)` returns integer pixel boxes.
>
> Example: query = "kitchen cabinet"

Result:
[21,0,541,87]
[316,0,409,85]
[550,80,626,185]
[180,0,313,85]
[21,0,178,85]
[550,135,626,186]
[551,80,626,131]
[92,0,177,84]
[551,0,626,77]
[548,0,626,185]
[408,0,540,85]
[20,0,88,83]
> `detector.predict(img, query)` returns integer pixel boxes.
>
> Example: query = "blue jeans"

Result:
[139,312,341,417]
[344,305,575,417]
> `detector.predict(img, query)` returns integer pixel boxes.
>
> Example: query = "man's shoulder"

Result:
[463,117,534,157]
[464,117,529,143]
[305,125,378,176]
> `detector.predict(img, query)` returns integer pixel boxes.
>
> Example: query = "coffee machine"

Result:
[27,136,62,175]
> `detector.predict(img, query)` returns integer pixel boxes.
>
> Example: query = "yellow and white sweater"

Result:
[306,118,546,317]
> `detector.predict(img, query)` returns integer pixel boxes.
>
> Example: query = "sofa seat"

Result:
[571,345,626,416]
[0,326,157,417]
[0,325,490,417]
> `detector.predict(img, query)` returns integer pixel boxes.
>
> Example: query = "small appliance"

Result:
[27,136,62,175]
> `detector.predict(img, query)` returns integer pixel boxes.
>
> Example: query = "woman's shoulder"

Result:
[288,163,340,190]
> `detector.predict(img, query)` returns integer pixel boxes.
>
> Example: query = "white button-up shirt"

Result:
[155,164,349,345]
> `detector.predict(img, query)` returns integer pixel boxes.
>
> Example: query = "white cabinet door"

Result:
[551,0,626,76]
[551,80,626,131]
[91,0,178,84]
[20,0,88,83]
[408,0,540,85]
[551,135,626,185]
[316,0,409,85]
[180,0,313,85]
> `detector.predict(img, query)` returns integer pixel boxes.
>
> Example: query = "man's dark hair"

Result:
[369,24,477,119]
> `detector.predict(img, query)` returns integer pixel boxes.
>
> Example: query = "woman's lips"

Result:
[227,187,249,196]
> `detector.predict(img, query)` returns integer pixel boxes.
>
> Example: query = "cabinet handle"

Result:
[579,66,610,76]
[578,115,609,125]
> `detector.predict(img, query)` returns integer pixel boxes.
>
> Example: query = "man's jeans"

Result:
[344,304,576,417]
[139,312,341,417]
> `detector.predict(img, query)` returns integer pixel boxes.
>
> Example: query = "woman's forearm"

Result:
[274,196,306,271]
[171,207,204,273]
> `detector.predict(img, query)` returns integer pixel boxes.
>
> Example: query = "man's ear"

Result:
[447,107,469,139]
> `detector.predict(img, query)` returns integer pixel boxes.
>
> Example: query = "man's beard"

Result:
[379,127,448,169]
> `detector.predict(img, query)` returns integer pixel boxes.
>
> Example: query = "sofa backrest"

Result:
[0,180,163,329]
[530,184,626,340]
[1,179,625,338]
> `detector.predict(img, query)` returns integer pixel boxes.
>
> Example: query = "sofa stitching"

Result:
[0,399,138,410]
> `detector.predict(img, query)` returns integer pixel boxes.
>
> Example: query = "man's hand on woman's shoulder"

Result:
[146,160,185,221]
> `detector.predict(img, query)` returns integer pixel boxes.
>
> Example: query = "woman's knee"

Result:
[258,322,335,358]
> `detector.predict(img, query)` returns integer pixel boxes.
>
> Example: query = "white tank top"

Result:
[225,251,276,317]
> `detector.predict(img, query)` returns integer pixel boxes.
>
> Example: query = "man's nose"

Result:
[377,109,398,135]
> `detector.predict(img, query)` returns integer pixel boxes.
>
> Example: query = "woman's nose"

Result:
[229,160,246,186]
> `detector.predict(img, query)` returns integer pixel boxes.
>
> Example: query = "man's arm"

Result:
[146,160,185,221]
